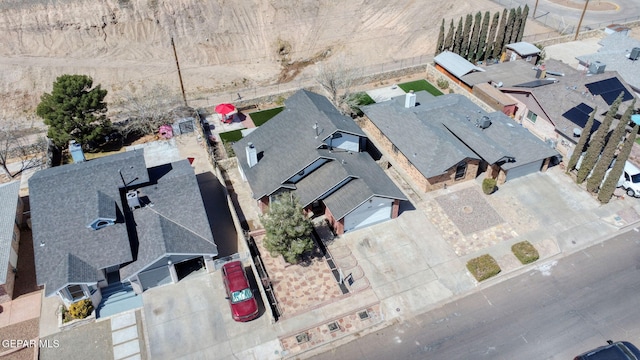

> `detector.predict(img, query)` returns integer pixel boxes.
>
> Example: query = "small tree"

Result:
[493,9,509,59]
[443,19,455,53]
[511,7,523,44]
[467,12,483,62]
[261,193,314,264]
[36,75,110,149]
[577,92,624,183]
[460,14,473,59]
[115,84,182,139]
[0,125,47,178]
[484,12,500,63]
[435,19,445,56]
[452,17,464,55]
[599,124,639,203]
[566,107,597,172]
[316,56,361,114]
[476,11,491,62]
[517,5,529,42]
[587,99,635,192]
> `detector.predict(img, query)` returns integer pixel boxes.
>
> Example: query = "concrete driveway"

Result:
[329,165,639,323]
[141,268,281,360]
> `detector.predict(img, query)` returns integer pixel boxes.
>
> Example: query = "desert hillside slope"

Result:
[0,0,503,126]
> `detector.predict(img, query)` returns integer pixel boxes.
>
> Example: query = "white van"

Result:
[617,161,640,197]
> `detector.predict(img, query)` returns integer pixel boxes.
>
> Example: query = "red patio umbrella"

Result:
[215,103,236,116]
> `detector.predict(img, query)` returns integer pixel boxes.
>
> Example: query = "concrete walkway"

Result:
[111,311,144,360]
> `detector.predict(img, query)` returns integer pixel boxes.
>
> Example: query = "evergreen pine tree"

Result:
[468,12,483,62]
[504,8,517,49]
[587,99,636,192]
[443,19,455,52]
[566,107,597,173]
[453,17,464,55]
[517,5,529,42]
[493,9,508,59]
[577,92,625,184]
[435,19,445,56]
[598,124,639,203]
[511,7,523,44]
[485,11,500,63]
[460,14,473,59]
[476,11,491,62]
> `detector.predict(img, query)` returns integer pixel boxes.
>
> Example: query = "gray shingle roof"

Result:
[232,89,404,220]
[461,60,537,88]
[0,181,20,285]
[506,42,541,56]
[434,51,485,78]
[362,92,557,178]
[29,150,216,296]
[576,32,640,91]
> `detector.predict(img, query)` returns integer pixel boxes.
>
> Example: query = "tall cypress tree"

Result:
[511,7,523,44]
[453,17,464,55]
[493,9,508,59]
[468,12,483,62]
[476,11,491,62]
[443,19,455,52]
[599,124,639,204]
[460,14,473,58]
[566,107,598,173]
[517,4,529,42]
[577,92,625,184]
[504,8,517,49]
[485,11,500,63]
[587,99,636,192]
[435,19,445,56]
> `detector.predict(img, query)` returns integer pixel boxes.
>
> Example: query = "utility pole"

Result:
[574,0,590,41]
[533,0,539,18]
[171,37,188,107]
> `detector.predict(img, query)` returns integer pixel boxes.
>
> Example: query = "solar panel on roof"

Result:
[600,89,634,105]
[585,77,633,105]
[562,103,602,131]
[513,79,555,88]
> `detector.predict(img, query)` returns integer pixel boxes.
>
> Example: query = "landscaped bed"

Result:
[511,241,539,264]
[466,254,501,281]
[250,107,284,127]
[398,79,443,96]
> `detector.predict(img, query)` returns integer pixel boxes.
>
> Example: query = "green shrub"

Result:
[466,254,501,281]
[511,241,539,264]
[482,178,497,195]
[436,78,449,89]
[66,299,94,321]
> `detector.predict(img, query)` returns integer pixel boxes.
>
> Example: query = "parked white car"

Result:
[617,161,640,197]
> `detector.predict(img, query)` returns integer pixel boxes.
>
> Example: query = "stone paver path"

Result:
[111,311,142,360]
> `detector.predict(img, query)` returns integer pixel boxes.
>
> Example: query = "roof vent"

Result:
[477,116,491,129]
[404,90,416,108]
[573,128,582,137]
[589,61,606,74]
[246,142,258,168]
[630,47,640,61]
[127,190,141,210]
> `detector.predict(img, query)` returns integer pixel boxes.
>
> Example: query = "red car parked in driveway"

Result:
[221,261,259,322]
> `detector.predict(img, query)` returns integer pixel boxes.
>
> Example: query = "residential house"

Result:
[504,42,541,64]
[0,181,23,303]
[434,51,486,92]
[29,150,218,308]
[360,92,558,189]
[576,32,640,94]
[497,59,636,157]
[232,90,406,235]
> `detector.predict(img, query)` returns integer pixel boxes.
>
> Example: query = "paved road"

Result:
[312,228,640,360]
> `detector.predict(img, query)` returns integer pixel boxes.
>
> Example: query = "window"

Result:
[455,161,467,180]
[66,285,85,301]
[392,144,398,154]
[526,110,537,123]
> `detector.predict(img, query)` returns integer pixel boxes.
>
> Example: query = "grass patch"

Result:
[466,254,501,282]
[250,107,284,127]
[398,80,443,96]
[349,92,376,116]
[511,241,539,264]
[219,129,246,158]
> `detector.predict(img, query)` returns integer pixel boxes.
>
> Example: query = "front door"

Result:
[105,265,121,284]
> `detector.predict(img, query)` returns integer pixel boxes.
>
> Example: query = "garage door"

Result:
[343,197,393,233]
[505,160,543,181]
[138,266,172,291]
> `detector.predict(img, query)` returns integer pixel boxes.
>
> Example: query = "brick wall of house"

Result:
[258,196,269,214]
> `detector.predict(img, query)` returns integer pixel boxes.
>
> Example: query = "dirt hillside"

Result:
[0,0,504,128]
